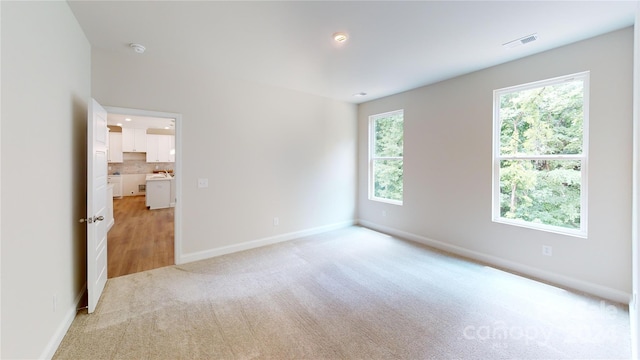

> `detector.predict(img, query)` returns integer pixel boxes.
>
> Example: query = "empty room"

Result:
[2,1,640,359]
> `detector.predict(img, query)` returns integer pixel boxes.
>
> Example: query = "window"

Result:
[369,110,404,205]
[492,72,589,237]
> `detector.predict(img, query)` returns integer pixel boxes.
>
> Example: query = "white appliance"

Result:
[146,173,172,209]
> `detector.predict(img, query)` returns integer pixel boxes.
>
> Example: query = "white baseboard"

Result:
[179,220,356,265]
[358,220,631,304]
[40,283,86,359]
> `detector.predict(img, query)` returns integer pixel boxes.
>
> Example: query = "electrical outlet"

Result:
[273,217,279,226]
[542,245,553,256]
[197,178,208,188]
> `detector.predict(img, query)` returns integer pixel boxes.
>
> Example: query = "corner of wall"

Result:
[39,285,86,359]
[358,220,631,304]
[180,220,355,265]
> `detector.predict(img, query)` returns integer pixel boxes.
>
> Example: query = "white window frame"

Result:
[492,72,589,238]
[369,109,404,205]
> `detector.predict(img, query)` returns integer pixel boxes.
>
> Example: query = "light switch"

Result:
[198,178,208,188]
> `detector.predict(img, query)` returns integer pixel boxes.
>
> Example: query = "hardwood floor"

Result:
[107,195,174,278]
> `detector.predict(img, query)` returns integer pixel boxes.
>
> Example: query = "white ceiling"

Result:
[68,1,637,104]
[107,113,175,129]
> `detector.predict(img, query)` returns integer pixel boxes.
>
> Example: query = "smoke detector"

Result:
[502,33,538,49]
[129,43,146,54]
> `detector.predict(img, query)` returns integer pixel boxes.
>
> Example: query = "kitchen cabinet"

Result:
[108,132,123,163]
[106,184,114,231]
[146,134,172,163]
[122,128,147,152]
[146,135,158,162]
[169,135,176,163]
[107,175,122,198]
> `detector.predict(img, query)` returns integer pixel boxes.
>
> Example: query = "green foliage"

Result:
[373,113,403,202]
[374,160,403,201]
[374,114,403,157]
[498,80,584,230]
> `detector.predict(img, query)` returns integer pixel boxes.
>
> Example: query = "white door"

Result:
[86,98,109,313]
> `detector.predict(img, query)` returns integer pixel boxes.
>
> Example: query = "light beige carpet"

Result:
[54,226,630,359]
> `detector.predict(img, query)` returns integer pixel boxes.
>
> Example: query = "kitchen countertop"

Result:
[146,173,174,181]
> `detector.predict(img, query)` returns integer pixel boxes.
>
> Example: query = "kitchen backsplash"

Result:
[109,152,174,175]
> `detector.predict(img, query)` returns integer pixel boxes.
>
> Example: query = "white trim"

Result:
[492,72,589,237]
[492,217,586,239]
[369,196,403,206]
[39,284,86,360]
[358,220,630,304]
[0,1,3,352]
[631,2,640,358]
[103,106,183,266]
[180,220,355,264]
[499,154,584,160]
[174,113,183,266]
[495,71,590,95]
[368,109,404,205]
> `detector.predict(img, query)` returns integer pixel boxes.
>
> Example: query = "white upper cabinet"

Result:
[108,132,123,163]
[122,128,147,152]
[146,134,174,163]
[169,135,176,163]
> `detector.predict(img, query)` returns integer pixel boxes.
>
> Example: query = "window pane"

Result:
[373,159,403,201]
[374,114,403,157]
[499,159,581,229]
[499,80,584,156]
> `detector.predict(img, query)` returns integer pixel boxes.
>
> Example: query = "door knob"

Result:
[78,215,104,224]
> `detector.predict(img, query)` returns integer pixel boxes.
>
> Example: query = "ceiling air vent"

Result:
[503,33,538,49]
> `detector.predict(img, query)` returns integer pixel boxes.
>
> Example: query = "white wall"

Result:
[631,6,640,359]
[1,2,91,359]
[91,48,357,262]
[358,28,633,301]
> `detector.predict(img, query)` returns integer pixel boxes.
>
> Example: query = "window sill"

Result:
[369,197,403,206]
[492,217,587,239]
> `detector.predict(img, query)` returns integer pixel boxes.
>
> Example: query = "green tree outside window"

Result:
[495,73,588,235]
[370,111,404,204]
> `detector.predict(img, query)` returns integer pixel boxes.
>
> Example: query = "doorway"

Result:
[104,106,182,277]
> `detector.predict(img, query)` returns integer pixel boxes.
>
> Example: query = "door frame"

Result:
[104,105,183,265]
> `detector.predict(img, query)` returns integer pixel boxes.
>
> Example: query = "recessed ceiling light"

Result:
[333,32,348,43]
[353,92,367,97]
[125,118,132,122]
[129,43,146,54]
[116,123,123,127]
